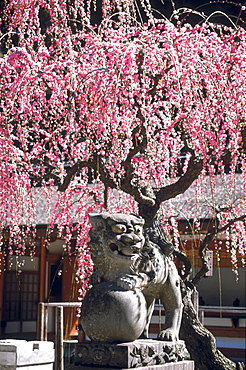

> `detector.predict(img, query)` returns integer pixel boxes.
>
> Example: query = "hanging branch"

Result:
[174,250,192,280]
[192,214,246,287]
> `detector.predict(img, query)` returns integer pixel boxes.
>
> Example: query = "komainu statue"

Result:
[81,213,183,343]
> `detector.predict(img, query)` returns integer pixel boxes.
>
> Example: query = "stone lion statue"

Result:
[81,213,183,343]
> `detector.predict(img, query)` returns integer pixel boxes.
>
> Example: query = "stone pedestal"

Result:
[69,362,194,370]
[0,340,55,370]
[73,339,194,369]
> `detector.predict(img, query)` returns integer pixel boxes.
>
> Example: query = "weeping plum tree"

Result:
[0,1,245,369]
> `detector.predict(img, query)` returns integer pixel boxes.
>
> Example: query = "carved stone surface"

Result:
[74,340,187,368]
[68,362,194,370]
[81,213,183,343]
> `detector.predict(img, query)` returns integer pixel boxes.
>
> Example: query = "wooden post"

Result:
[77,323,85,342]
[199,309,205,325]
[55,306,64,370]
[37,302,43,340]
[39,237,46,303]
[37,302,48,341]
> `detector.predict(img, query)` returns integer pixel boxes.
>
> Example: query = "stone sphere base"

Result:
[81,282,147,342]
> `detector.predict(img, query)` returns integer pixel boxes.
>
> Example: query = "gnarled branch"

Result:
[31,158,94,191]
[156,154,203,204]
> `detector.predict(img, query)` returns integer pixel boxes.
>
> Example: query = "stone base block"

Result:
[68,360,194,370]
[0,340,54,370]
[0,365,53,370]
[74,340,189,369]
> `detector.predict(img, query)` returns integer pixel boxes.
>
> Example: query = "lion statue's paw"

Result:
[117,274,141,290]
[157,329,178,342]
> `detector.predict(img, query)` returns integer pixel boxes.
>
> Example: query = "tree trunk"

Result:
[138,206,245,370]
[180,283,245,370]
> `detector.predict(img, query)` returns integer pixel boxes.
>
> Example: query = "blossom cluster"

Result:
[0,0,245,291]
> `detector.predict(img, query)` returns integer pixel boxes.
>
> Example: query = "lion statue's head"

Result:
[89,213,145,260]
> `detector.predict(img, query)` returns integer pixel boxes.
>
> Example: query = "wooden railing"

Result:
[198,305,246,320]
[37,302,82,370]
[37,302,246,369]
